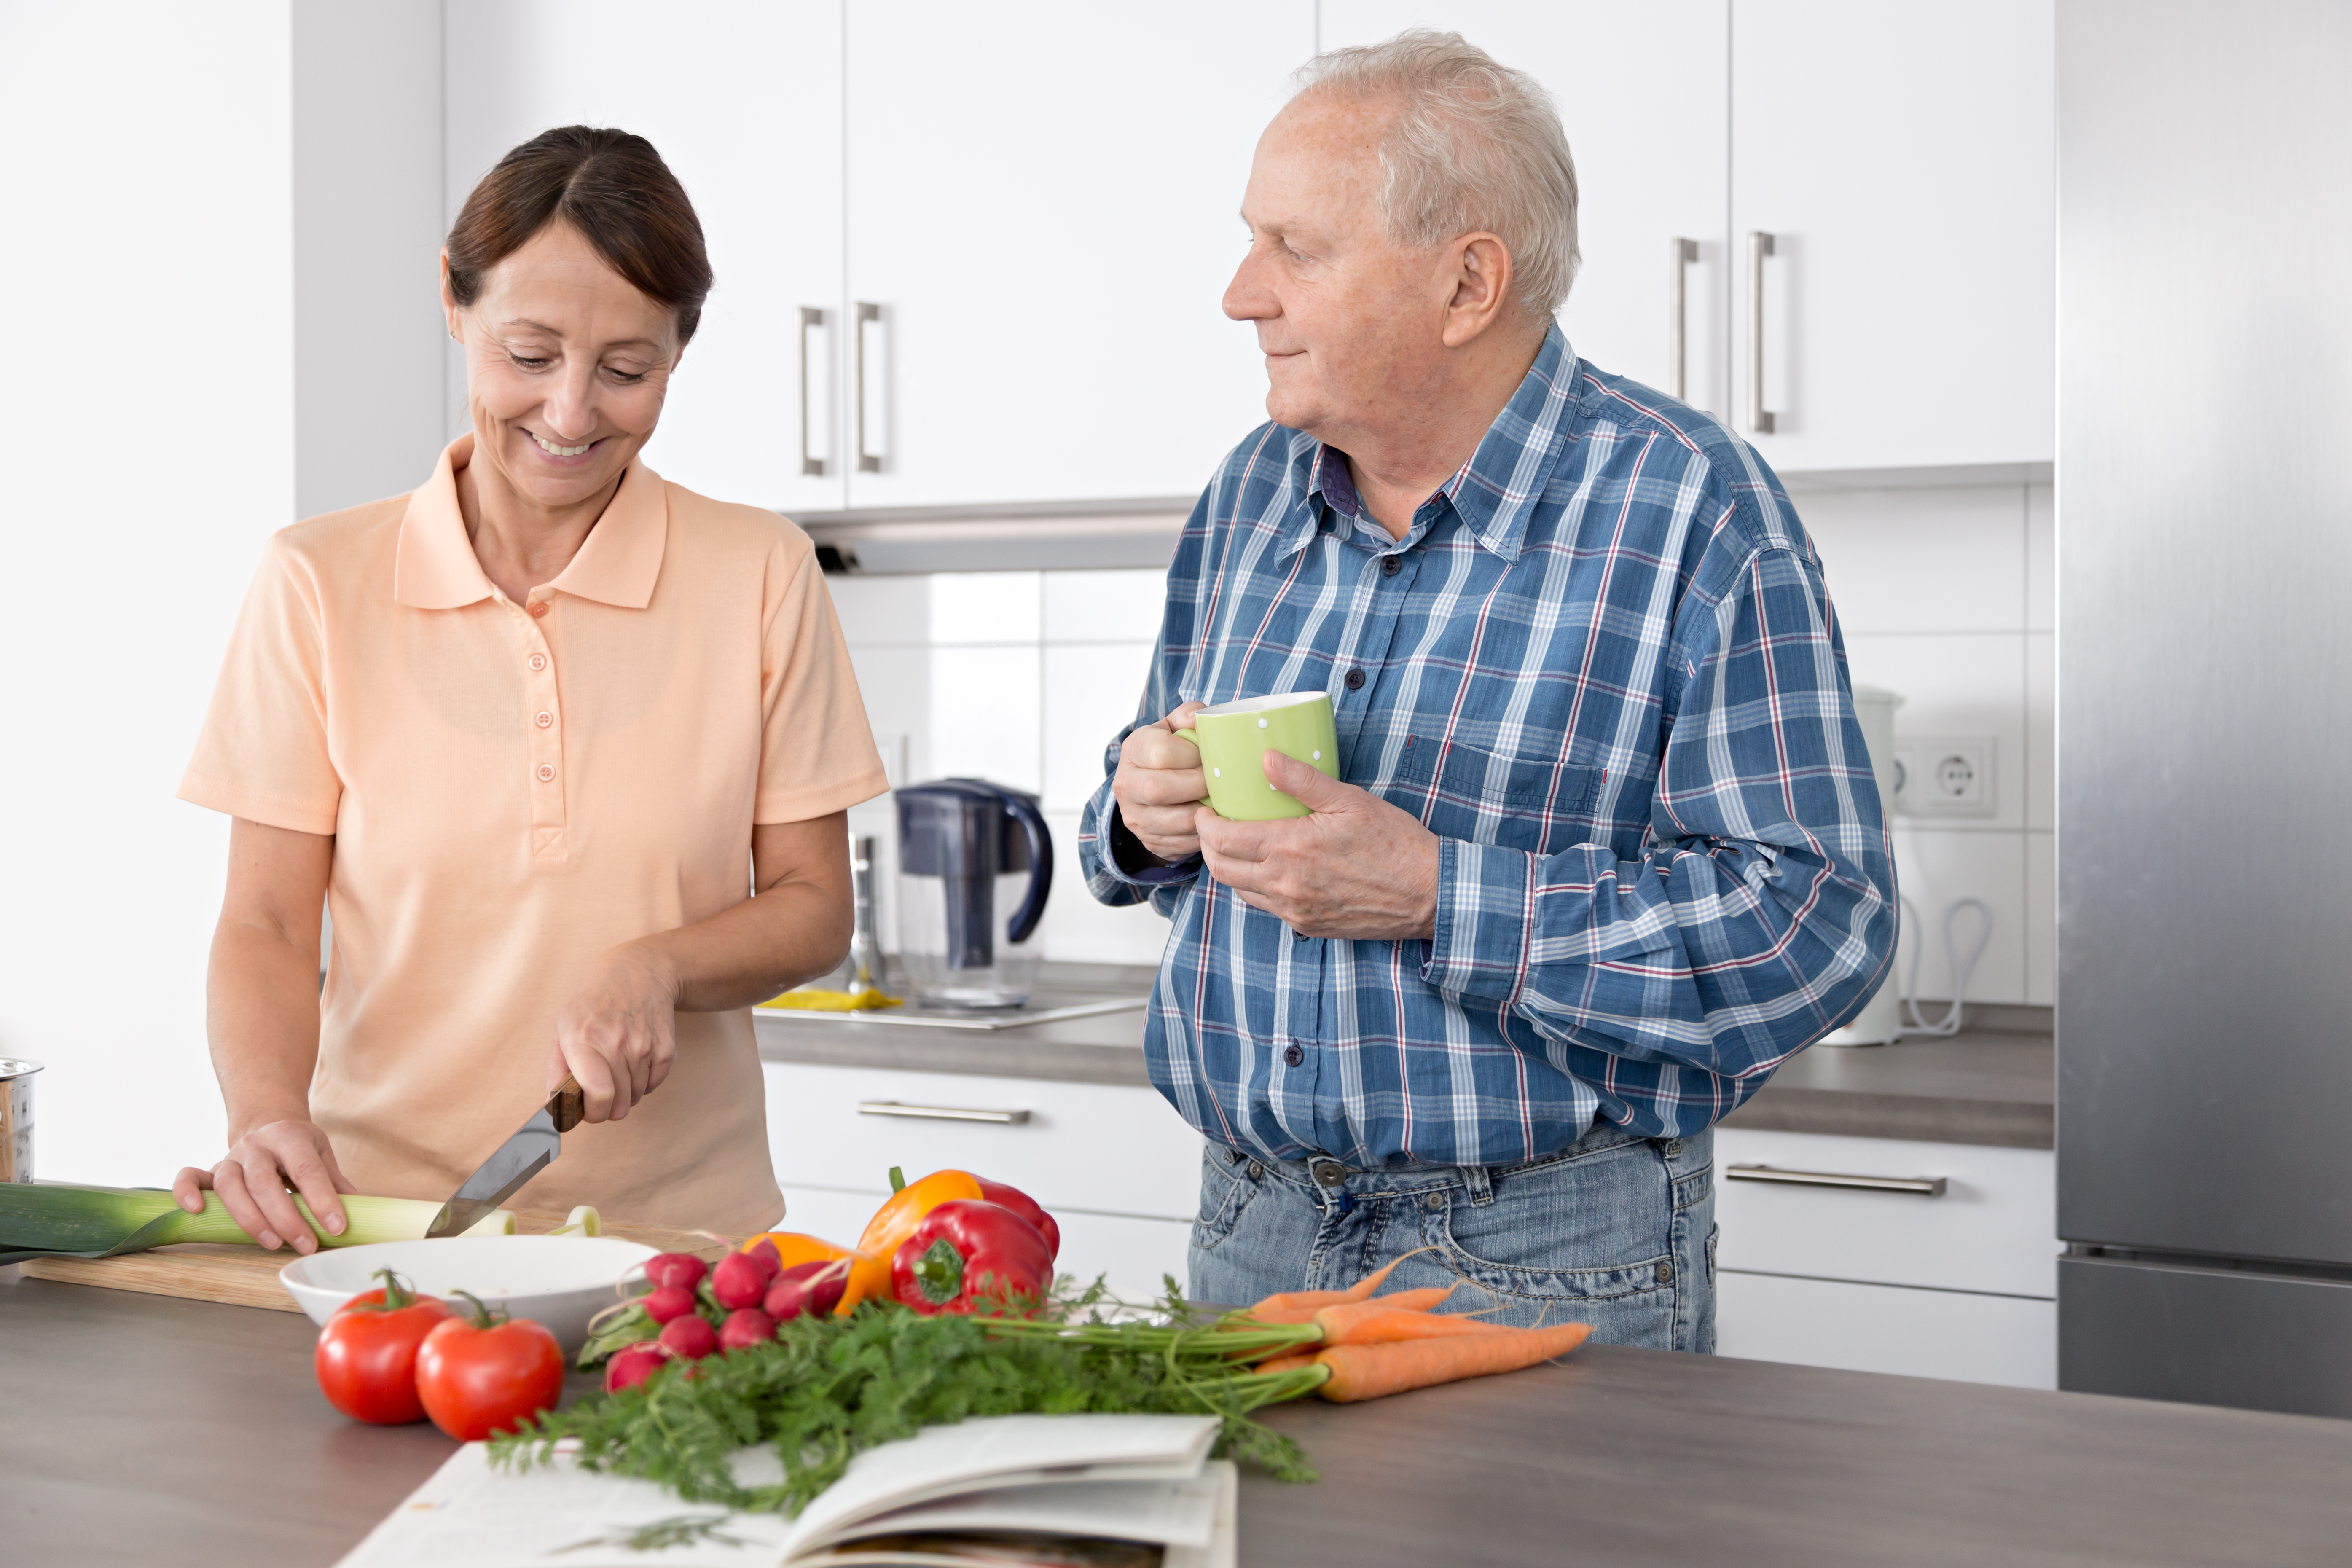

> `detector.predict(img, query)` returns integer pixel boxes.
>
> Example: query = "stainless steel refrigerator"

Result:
[2058,0,2352,1416]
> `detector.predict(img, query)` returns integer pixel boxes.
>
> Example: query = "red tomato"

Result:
[314,1270,453,1426]
[414,1293,566,1442]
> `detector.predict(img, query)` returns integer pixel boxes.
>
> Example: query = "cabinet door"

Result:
[1320,3,1731,418]
[1729,0,2054,471]
[841,1,1313,507]
[1716,1271,2056,1388]
[444,0,847,516]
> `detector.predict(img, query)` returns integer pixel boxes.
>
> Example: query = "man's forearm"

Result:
[206,919,325,1139]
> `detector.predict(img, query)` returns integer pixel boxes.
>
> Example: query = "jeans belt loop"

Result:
[1463,1163,1496,1207]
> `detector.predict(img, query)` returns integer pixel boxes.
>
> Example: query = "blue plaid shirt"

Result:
[1078,326,1895,1169]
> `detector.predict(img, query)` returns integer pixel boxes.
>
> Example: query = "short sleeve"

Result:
[754,540,889,824]
[178,536,342,835]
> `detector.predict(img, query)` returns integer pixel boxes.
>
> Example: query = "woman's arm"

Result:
[550,812,852,1123]
[170,818,353,1251]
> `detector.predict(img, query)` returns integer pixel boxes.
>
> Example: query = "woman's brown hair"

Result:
[446,126,713,344]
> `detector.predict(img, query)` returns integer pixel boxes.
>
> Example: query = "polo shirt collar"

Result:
[394,434,669,610]
[1286,322,1581,565]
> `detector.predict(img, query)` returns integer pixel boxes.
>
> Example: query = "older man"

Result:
[1077,32,1895,1351]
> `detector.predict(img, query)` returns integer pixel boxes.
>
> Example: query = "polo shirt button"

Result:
[528,653,547,671]
[529,601,549,619]
[535,763,556,782]
[534,711,553,728]
[1283,1044,1304,1067]
[1344,668,1366,691]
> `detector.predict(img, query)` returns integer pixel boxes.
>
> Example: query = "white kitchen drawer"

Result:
[1713,1128,2056,1298]
[763,1061,1203,1222]
[775,1183,1191,1304]
[1716,1269,2055,1390]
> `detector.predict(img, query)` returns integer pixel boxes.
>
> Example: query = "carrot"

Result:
[1236,1254,1422,1324]
[1311,1301,1512,1347]
[1313,1321,1594,1403]
[1253,1352,1318,1377]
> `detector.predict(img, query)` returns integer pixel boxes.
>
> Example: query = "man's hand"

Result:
[1195,751,1440,940]
[550,942,681,1123]
[1111,701,1211,863]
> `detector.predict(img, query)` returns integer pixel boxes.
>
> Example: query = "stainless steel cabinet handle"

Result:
[797,306,826,477]
[1670,237,1697,400]
[856,1099,1030,1125]
[1746,231,1776,434]
[1726,1163,1946,1197]
[854,301,883,474]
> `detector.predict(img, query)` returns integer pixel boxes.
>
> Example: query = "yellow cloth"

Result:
[757,988,902,1013]
[179,436,889,1235]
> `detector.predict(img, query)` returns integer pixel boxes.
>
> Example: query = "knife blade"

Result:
[425,1075,586,1239]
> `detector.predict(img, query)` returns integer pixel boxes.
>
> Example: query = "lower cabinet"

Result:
[1712,1127,2057,1389]
[761,1060,1201,1301]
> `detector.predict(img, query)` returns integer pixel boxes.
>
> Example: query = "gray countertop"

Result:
[759,965,2054,1148]
[5,1267,2344,1567]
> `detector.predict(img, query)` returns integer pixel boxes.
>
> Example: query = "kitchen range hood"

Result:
[794,497,1192,575]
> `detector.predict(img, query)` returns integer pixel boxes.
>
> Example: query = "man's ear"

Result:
[1440,232,1516,349]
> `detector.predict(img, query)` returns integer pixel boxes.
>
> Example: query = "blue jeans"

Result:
[1188,1121,1717,1352]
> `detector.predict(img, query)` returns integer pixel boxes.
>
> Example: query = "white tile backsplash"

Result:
[830,475,2054,993]
[1042,644,1155,812]
[1800,484,2025,635]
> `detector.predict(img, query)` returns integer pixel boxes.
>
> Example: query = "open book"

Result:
[336,1414,1237,1568]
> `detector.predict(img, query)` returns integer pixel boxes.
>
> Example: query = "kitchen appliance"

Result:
[2056,0,2352,1417]
[896,779,1052,1009]
[423,1075,584,1239]
[0,1058,40,1182]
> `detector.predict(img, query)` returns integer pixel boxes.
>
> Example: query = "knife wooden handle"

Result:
[548,1075,585,1134]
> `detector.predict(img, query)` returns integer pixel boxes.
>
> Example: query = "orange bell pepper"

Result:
[737,1230,888,1316]
[856,1167,985,1267]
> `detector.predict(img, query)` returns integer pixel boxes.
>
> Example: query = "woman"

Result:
[169,127,885,1247]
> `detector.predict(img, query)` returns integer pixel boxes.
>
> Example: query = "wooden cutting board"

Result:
[16,1212,735,1313]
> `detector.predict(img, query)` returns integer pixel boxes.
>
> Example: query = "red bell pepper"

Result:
[975,1178,1061,1263]
[891,1200,1055,1315]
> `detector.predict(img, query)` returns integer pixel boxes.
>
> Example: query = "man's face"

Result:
[1224,92,1450,444]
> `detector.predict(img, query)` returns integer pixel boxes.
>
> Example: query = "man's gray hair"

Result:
[1293,30,1579,322]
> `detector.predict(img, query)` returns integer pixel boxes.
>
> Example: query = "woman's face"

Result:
[442,220,681,514]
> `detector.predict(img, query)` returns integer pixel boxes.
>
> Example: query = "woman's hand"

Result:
[550,942,682,1123]
[171,1117,354,1254]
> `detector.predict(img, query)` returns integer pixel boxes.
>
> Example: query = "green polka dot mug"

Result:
[1171,691,1339,821]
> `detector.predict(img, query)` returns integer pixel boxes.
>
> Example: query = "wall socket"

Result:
[1890,736,1997,818]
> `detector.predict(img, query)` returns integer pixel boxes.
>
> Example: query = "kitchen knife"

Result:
[424,1075,585,1239]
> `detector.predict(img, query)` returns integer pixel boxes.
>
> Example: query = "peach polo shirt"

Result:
[181,436,886,1234]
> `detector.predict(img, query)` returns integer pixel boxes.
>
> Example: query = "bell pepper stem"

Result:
[889,1166,907,1194]
[911,1238,966,1306]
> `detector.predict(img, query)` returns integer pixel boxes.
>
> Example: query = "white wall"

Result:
[0,2,296,1181]
[830,477,2058,1005]
[293,1,447,516]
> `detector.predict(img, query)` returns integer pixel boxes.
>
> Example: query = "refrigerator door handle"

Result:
[1726,1163,1948,1197]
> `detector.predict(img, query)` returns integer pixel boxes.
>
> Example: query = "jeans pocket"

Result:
[1192,1144,1259,1252]
[1430,1139,1675,1313]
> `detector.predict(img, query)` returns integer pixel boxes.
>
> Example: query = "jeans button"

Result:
[1423,1191,1444,1211]
[1311,1158,1347,1187]
[1248,1163,1263,1179]
[1663,1140,1682,1158]
[1656,1259,1675,1284]
[1283,1044,1304,1067]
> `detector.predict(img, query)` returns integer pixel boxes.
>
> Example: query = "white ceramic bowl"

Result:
[279,1235,658,1354]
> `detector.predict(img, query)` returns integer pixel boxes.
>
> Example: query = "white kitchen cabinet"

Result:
[1320,1,1732,419]
[762,1059,1203,1297]
[1730,0,2056,470]
[444,0,848,517]
[1713,1126,2057,1387]
[1716,1270,2056,1389]
[839,0,1312,507]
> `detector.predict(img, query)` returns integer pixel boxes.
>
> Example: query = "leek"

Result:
[0,1182,513,1265]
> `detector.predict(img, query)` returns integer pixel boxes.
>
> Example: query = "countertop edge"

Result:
[1719,1087,2054,1150]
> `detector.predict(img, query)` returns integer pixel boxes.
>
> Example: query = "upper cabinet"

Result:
[445,0,848,518]
[1321,2,1732,422]
[1731,0,2055,471]
[839,1,1311,508]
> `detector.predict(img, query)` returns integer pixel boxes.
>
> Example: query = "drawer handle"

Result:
[857,1100,1031,1125]
[1726,1163,1947,1197]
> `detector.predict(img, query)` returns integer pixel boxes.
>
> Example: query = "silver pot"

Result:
[0,1058,41,1183]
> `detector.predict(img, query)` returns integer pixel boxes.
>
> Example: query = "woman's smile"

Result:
[524,427,600,463]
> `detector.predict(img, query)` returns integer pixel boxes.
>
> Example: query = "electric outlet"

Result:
[1890,736,1997,818]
